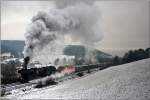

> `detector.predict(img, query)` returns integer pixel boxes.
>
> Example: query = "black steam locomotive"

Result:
[18,65,56,82]
[18,57,56,82]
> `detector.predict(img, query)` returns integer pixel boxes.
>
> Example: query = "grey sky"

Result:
[1,0,150,54]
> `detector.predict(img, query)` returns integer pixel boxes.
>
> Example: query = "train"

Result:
[18,65,57,82]
[18,63,112,83]
[18,56,112,82]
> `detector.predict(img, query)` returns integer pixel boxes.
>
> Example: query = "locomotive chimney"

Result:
[23,56,30,69]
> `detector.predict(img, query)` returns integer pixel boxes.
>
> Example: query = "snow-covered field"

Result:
[4,58,150,99]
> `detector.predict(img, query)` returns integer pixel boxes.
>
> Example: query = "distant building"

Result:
[1,52,14,61]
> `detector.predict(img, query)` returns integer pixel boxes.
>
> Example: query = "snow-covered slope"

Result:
[6,59,150,99]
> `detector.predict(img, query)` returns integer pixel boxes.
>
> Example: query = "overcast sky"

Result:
[1,0,150,55]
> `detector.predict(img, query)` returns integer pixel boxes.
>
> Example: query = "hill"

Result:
[64,45,111,57]
[1,41,112,62]
[1,40,25,57]
[63,45,112,63]
[7,58,150,99]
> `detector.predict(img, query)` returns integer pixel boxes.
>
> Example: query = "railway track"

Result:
[2,81,37,94]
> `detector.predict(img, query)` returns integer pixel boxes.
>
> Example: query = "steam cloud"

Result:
[23,0,103,64]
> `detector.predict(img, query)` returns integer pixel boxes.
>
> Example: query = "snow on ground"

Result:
[5,58,150,100]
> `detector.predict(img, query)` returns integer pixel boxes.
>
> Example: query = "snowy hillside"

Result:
[5,58,150,99]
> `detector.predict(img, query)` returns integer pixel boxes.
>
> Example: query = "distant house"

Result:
[1,52,14,61]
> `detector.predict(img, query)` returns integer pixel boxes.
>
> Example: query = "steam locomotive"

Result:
[18,57,57,82]
[18,65,56,82]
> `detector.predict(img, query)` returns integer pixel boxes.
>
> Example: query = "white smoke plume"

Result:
[84,48,99,64]
[23,0,103,64]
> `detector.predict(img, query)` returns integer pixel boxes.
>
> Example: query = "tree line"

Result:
[112,48,150,66]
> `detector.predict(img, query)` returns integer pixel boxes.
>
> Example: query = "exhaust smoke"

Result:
[23,0,103,65]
